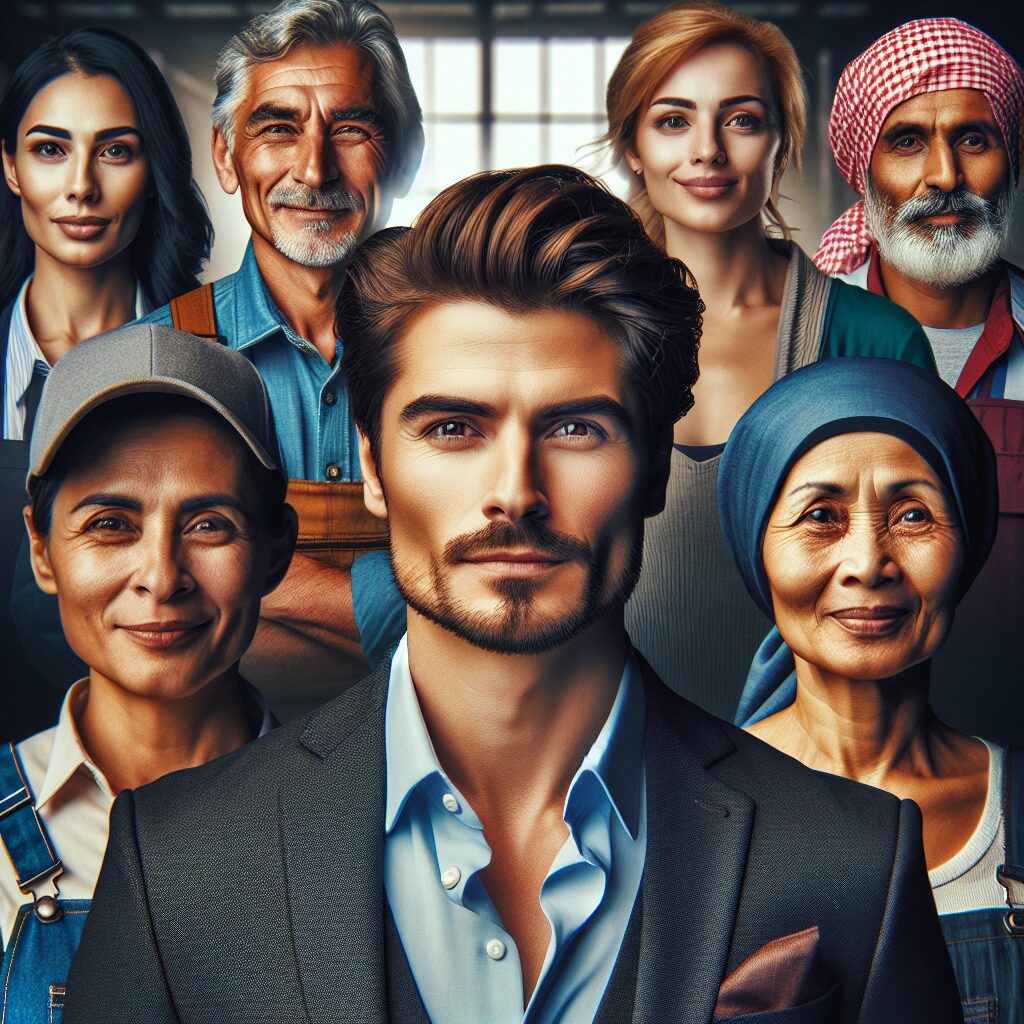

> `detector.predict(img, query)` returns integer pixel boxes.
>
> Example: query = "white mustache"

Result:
[268,185,363,212]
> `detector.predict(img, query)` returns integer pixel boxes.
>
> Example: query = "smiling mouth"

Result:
[674,176,737,198]
[829,606,909,637]
[120,621,209,649]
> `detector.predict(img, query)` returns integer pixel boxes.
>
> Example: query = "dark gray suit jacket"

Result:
[66,659,962,1023]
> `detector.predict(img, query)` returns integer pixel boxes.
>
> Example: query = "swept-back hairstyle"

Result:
[604,1,806,247]
[213,0,424,197]
[0,28,213,310]
[339,165,703,465]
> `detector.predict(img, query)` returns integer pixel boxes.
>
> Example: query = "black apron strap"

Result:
[22,366,45,440]
[996,746,1024,930]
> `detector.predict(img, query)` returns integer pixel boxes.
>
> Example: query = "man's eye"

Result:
[262,124,296,136]
[555,422,590,437]
[335,125,370,139]
[893,136,920,151]
[429,421,471,439]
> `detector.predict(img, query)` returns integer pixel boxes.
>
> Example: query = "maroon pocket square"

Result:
[713,925,831,1020]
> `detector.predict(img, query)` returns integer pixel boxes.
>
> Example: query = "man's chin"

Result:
[271,229,359,269]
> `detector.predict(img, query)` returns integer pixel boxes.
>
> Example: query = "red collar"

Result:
[865,248,1014,398]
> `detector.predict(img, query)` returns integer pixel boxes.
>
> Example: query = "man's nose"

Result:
[481,432,549,524]
[923,139,962,193]
[293,124,339,188]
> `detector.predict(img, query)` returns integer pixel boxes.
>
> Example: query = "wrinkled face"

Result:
[628,42,782,237]
[2,72,150,271]
[866,88,1012,288]
[29,411,285,702]
[360,302,664,655]
[217,43,387,269]
[762,432,964,682]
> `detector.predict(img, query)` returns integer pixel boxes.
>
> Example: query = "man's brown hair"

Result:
[339,165,702,465]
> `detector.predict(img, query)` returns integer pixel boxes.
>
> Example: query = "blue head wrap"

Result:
[717,358,998,727]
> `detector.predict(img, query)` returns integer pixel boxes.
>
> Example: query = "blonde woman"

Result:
[605,2,936,718]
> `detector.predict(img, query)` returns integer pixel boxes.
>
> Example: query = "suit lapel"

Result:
[632,672,755,1024]
[280,663,391,1024]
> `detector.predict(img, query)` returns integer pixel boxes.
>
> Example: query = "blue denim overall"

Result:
[941,747,1024,1024]
[0,743,89,1024]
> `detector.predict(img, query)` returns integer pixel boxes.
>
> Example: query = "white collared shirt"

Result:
[3,276,149,440]
[0,679,274,947]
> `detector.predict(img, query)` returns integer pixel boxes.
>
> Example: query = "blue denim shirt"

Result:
[139,241,404,668]
[384,635,646,1024]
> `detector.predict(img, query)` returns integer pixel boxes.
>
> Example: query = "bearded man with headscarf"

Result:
[814,18,1024,749]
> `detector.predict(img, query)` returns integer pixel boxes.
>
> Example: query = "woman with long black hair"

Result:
[0,29,213,739]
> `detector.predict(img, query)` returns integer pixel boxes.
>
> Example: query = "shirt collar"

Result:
[223,240,328,357]
[36,680,112,809]
[383,636,645,840]
[35,677,275,811]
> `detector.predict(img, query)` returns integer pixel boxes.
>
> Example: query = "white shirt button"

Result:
[485,939,506,961]
[442,793,459,813]
[441,866,461,890]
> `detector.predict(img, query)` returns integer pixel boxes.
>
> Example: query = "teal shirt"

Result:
[820,279,937,370]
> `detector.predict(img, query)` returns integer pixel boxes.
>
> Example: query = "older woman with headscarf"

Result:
[717,357,1019,1017]
[814,18,1024,747]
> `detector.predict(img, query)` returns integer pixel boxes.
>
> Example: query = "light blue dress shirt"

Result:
[384,635,647,1024]
[138,242,402,667]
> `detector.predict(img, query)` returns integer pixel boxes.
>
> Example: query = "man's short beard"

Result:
[392,518,644,655]
[865,177,1012,289]
[267,182,364,269]
[271,225,359,268]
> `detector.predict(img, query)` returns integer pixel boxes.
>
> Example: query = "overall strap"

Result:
[0,743,61,896]
[996,746,1024,932]
[169,283,219,341]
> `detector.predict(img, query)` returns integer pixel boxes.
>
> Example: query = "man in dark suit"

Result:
[66,167,963,1023]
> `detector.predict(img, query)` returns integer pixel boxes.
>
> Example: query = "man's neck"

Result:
[404,612,629,827]
[877,256,1002,329]
[251,234,347,362]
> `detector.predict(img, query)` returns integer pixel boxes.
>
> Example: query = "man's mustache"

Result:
[268,184,364,213]
[443,519,592,565]
[894,187,995,228]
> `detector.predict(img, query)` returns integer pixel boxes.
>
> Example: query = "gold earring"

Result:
[634,166,643,177]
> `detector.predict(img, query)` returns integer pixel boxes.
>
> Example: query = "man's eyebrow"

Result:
[400,397,497,422]
[539,397,634,428]
[246,104,299,128]
[179,494,249,516]
[25,125,71,140]
[95,126,141,142]
[332,106,384,131]
[880,120,926,142]
[69,494,141,514]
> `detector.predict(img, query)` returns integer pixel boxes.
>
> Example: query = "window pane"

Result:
[548,120,602,167]
[400,38,428,104]
[494,39,542,114]
[491,123,544,170]
[433,39,481,114]
[433,122,483,186]
[548,39,597,115]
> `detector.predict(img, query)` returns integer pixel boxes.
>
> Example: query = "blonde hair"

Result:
[604,1,806,247]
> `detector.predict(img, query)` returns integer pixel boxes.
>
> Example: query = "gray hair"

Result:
[213,0,424,196]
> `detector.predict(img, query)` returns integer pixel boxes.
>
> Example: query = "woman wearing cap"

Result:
[717,357,1020,1015]
[603,2,937,720]
[0,29,213,739]
[0,324,295,1019]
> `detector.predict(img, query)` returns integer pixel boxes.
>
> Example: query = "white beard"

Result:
[865,178,1012,289]
[271,223,359,269]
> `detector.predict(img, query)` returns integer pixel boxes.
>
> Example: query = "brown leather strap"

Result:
[169,283,218,341]
[286,479,389,569]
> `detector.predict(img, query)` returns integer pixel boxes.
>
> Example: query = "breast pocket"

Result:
[713,982,839,1023]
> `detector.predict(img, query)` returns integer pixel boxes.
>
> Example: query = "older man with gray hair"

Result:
[138,0,424,718]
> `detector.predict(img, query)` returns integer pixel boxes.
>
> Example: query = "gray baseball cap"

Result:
[28,323,280,486]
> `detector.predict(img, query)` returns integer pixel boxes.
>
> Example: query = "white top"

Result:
[3,276,148,440]
[0,679,274,947]
[923,323,986,389]
[929,740,1007,916]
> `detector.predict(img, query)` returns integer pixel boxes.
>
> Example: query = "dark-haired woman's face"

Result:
[1,71,149,272]
[762,432,964,683]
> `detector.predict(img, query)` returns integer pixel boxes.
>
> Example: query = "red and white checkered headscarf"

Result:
[813,18,1024,276]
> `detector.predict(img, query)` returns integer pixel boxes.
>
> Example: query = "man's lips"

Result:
[828,606,909,636]
[119,620,209,649]
[461,549,568,576]
[52,215,110,239]
[675,175,737,198]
